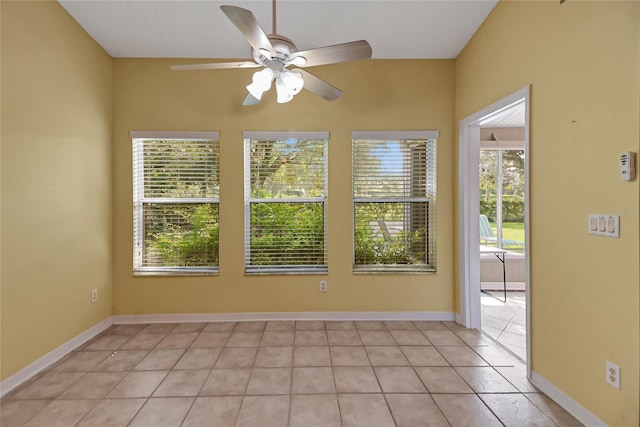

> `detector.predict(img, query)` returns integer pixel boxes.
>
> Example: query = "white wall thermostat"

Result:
[620,152,636,181]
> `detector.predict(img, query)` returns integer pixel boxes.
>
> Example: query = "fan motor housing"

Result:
[252,33,298,65]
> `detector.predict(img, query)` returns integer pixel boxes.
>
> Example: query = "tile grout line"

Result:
[235,322,265,426]
[287,323,295,427]
[448,321,560,426]
[322,321,343,427]
[185,326,225,426]
[407,321,453,427]
[442,321,509,426]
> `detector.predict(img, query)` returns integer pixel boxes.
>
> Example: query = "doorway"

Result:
[458,87,530,369]
[478,114,527,360]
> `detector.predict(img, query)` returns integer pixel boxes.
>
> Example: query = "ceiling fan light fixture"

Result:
[281,70,304,95]
[275,77,294,103]
[246,68,274,100]
[275,70,304,103]
[291,56,307,66]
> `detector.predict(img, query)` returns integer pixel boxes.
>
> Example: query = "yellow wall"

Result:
[5,3,637,424]
[456,1,640,425]
[112,59,456,315]
[0,1,113,380]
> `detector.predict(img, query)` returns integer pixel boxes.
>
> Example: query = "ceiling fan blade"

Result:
[243,93,261,106]
[220,5,275,55]
[290,40,372,68]
[294,69,343,101]
[170,62,260,71]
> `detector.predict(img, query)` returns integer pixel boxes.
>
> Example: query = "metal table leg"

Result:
[481,252,507,303]
[498,252,506,303]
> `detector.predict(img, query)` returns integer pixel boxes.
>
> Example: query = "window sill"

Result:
[133,268,219,277]
[245,267,328,275]
[353,266,436,274]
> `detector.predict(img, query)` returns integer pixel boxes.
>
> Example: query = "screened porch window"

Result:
[479,149,525,253]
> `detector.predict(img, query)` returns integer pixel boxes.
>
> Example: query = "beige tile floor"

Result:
[1,320,582,426]
[481,291,527,361]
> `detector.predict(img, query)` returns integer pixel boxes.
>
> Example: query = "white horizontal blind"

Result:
[132,134,220,273]
[352,135,437,272]
[244,134,328,273]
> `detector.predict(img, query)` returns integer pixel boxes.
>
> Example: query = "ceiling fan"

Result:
[170,0,373,105]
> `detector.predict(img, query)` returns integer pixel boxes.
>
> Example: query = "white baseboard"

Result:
[112,311,456,324]
[454,313,463,325]
[530,371,606,427]
[0,317,113,398]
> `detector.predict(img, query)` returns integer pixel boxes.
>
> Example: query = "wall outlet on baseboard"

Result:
[319,281,327,292]
[606,361,620,389]
[91,289,98,304]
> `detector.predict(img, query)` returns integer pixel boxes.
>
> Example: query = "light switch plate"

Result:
[588,214,619,238]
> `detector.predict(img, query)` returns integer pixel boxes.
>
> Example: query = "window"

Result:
[352,131,438,272]
[479,149,525,253]
[132,131,220,274]
[244,131,328,274]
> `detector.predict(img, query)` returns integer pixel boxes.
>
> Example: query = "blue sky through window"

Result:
[372,141,403,175]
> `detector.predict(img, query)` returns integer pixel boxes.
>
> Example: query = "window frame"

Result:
[243,131,329,275]
[351,130,438,273]
[131,130,220,276]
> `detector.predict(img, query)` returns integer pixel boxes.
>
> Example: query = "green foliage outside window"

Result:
[479,150,525,222]
[479,197,525,222]
[353,202,427,266]
[355,226,425,265]
[144,204,219,267]
[250,202,324,266]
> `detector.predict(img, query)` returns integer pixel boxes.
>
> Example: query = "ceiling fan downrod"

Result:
[272,0,277,35]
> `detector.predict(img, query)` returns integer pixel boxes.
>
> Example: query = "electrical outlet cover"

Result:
[606,361,620,390]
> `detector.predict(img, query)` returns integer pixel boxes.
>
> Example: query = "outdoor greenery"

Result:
[145,204,219,266]
[250,202,324,266]
[489,221,525,253]
[479,149,526,253]
[479,197,525,222]
[491,221,525,243]
[353,202,427,265]
[479,150,525,222]
[355,226,425,265]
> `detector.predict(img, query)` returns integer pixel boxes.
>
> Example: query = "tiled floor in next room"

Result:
[481,291,527,361]
[1,320,581,427]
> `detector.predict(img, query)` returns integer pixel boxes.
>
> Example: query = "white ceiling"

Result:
[480,101,526,128]
[58,0,498,59]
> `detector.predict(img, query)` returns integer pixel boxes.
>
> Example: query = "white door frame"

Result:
[457,86,531,369]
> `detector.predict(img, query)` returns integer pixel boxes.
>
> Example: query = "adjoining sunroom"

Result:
[478,125,527,361]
